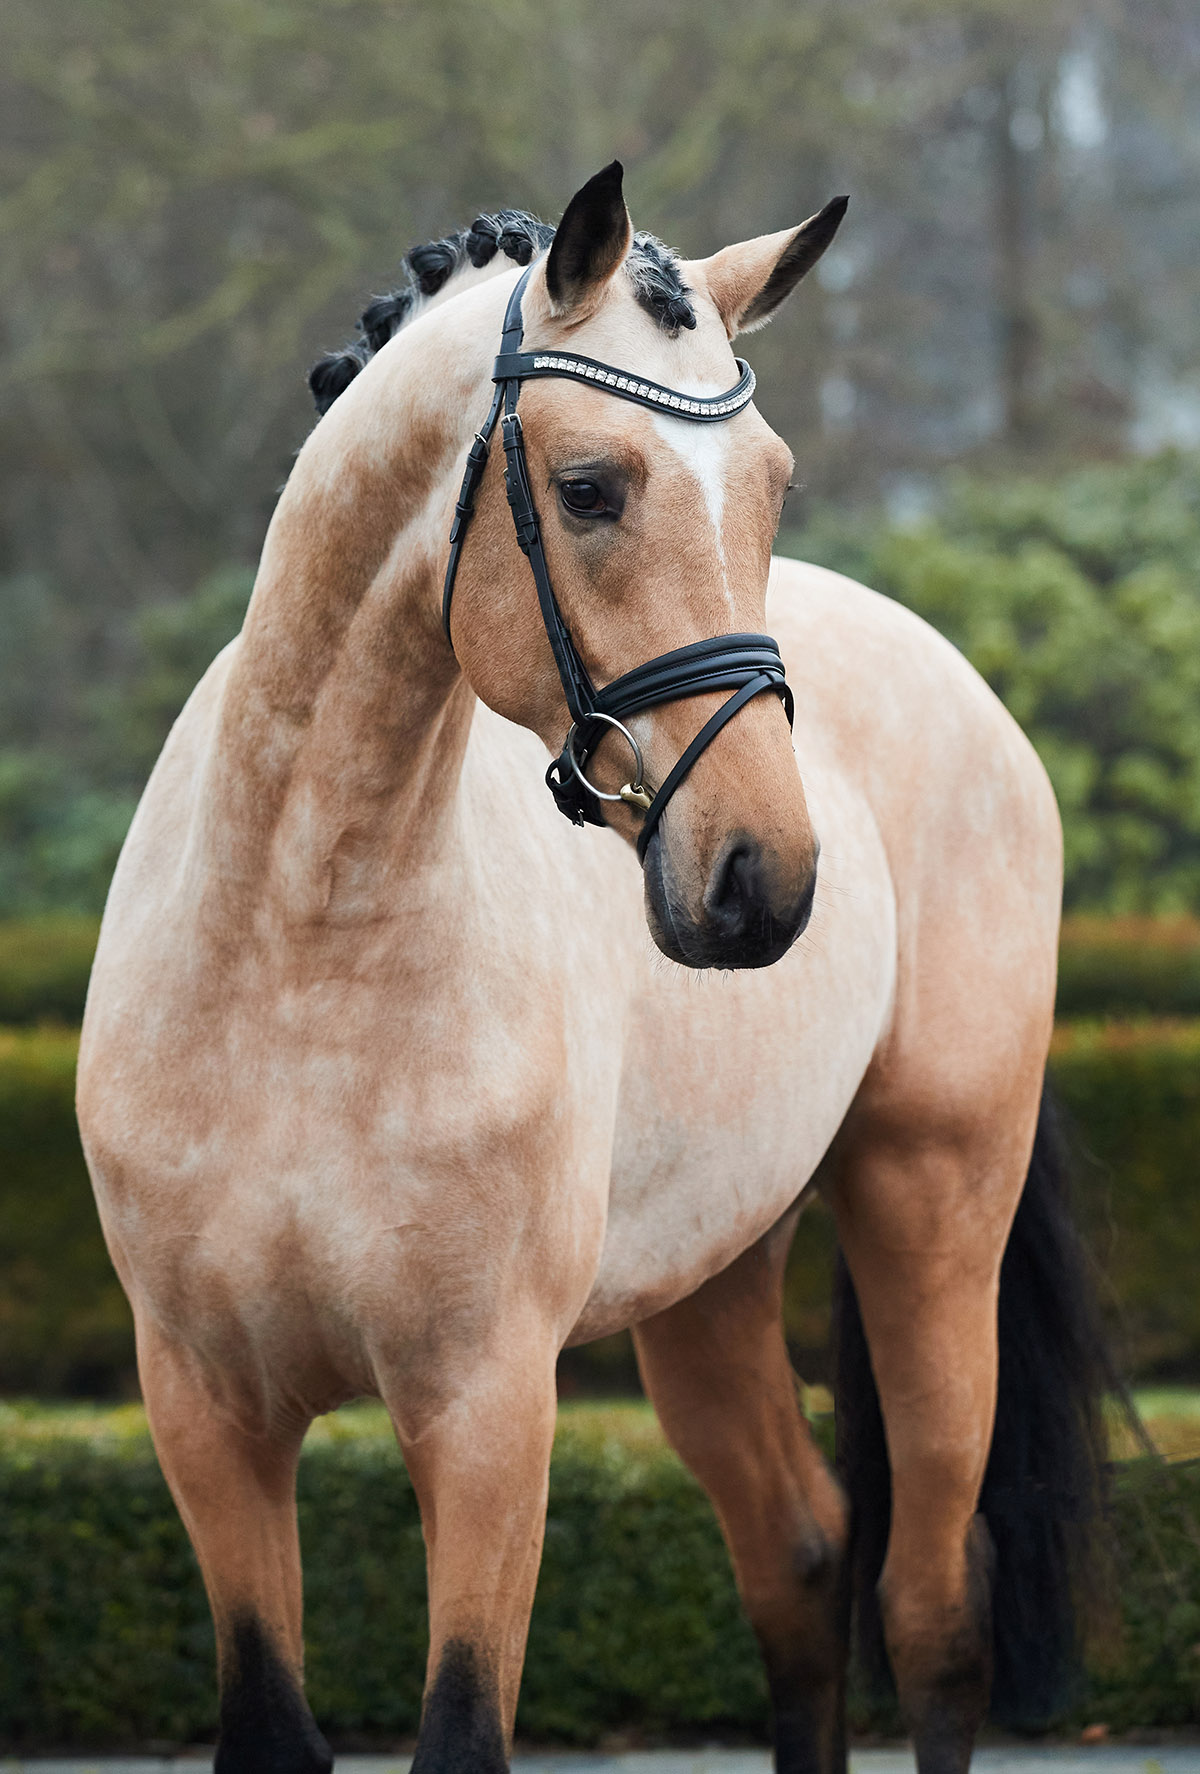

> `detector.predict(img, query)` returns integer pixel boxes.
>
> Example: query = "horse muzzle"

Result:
[643,828,818,970]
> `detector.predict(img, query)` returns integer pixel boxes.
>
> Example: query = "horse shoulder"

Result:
[770,555,1061,1139]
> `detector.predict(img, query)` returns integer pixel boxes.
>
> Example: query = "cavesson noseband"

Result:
[442,265,795,863]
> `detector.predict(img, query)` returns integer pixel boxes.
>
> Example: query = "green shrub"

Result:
[0,1404,1196,1747]
[1057,917,1200,1018]
[1051,1021,1200,1376]
[0,917,99,1024]
[0,1025,133,1394]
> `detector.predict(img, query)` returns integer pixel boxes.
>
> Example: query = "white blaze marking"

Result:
[650,411,735,617]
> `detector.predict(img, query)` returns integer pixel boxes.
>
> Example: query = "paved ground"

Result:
[5,1752,1200,1773]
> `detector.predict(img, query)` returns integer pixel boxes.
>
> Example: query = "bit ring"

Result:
[565,713,651,806]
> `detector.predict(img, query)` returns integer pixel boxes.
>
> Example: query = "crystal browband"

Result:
[491,350,756,422]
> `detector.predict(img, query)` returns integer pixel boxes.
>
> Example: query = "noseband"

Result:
[442,265,795,864]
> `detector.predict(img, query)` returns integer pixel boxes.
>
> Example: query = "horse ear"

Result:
[698,196,849,339]
[544,161,632,317]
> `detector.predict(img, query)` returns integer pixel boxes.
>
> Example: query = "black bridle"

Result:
[442,265,795,863]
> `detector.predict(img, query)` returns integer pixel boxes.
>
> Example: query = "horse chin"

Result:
[641,829,814,971]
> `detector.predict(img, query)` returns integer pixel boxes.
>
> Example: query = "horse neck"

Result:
[199,332,481,928]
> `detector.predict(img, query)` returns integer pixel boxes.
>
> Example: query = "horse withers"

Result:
[77,164,1106,1774]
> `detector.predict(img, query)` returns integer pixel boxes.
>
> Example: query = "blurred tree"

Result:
[2,0,1200,909]
[91,565,253,781]
[3,0,1199,612]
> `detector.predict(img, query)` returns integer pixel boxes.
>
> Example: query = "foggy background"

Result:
[2,0,1199,913]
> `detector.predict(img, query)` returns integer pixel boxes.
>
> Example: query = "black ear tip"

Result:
[828,194,850,217]
[584,159,624,197]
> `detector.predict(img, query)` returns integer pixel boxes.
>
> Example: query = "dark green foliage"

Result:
[90,567,254,785]
[0,1027,134,1395]
[1050,1022,1200,1378]
[523,1441,765,1740]
[0,1437,214,1745]
[1087,1459,1200,1729]
[0,917,99,1024]
[0,1421,765,1750]
[0,753,136,917]
[0,1415,1198,1748]
[1057,918,1200,1018]
[0,568,251,916]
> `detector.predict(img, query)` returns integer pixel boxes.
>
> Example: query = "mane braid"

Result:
[628,232,697,336]
[307,211,697,416]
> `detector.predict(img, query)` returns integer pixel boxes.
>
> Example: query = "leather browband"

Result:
[442,264,794,864]
[491,350,756,421]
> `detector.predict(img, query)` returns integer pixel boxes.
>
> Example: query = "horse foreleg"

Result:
[830,1113,1032,1774]
[137,1322,330,1774]
[387,1332,559,1773]
[633,1214,850,1774]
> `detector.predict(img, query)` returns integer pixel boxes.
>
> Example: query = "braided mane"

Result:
[308,209,696,416]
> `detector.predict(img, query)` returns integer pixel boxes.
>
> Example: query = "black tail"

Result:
[833,1083,1115,1729]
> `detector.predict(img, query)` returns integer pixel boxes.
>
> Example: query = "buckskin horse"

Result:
[77,163,1105,1774]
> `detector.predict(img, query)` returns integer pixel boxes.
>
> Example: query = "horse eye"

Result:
[559,478,607,516]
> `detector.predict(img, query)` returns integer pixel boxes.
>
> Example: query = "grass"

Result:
[4,1387,1200,1459]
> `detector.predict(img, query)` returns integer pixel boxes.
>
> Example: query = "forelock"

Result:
[626,233,697,337]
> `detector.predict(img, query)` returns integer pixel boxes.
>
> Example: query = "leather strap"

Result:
[441,270,533,645]
[501,408,596,725]
[633,671,787,863]
[492,350,755,421]
[544,634,792,839]
[442,263,796,861]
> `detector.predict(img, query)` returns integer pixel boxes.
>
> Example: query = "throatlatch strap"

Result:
[441,262,796,860]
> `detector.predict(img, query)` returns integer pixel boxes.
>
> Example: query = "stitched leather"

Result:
[491,350,755,421]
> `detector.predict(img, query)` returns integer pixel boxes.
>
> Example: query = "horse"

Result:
[77,162,1107,1774]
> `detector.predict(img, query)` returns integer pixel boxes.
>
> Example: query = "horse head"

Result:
[439,164,844,969]
[311,163,846,970]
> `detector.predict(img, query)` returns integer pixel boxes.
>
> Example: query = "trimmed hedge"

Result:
[1050,1021,1200,1375]
[0,917,99,1025]
[3,916,1200,1027]
[1058,917,1200,1019]
[0,1404,1197,1748]
[8,1021,1200,1389]
[0,1026,132,1394]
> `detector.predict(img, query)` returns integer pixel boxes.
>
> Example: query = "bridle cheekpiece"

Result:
[442,264,795,864]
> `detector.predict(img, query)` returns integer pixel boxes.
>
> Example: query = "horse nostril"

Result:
[794,867,817,933]
[706,842,761,937]
[704,838,818,955]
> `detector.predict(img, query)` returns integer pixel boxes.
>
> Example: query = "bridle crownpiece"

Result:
[442,264,794,863]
